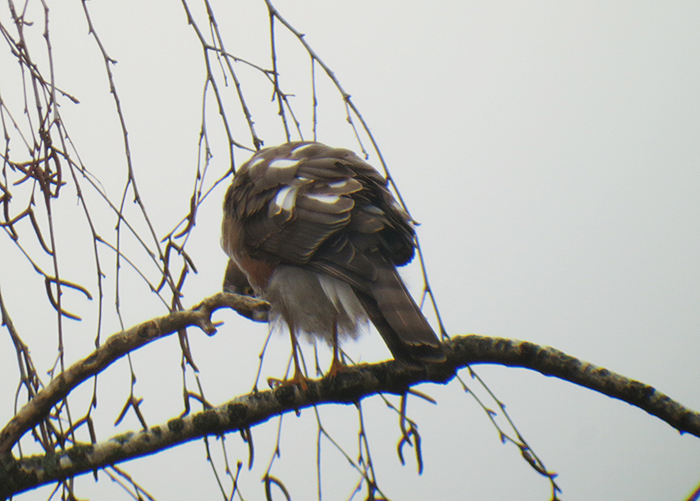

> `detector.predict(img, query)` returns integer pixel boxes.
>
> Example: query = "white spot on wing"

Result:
[290,143,315,157]
[269,158,299,170]
[270,185,299,217]
[247,156,267,177]
[305,193,341,205]
[248,156,265,170]
[328,180,351,189]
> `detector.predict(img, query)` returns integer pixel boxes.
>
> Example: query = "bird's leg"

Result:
[267,321,308,390]
[289,326,308,390]
[327,321,345,378]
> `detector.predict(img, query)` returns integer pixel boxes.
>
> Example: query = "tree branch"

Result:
[0,293,269,457]
[1,334,697,497]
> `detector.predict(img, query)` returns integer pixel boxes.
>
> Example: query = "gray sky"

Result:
[1,1,699,499]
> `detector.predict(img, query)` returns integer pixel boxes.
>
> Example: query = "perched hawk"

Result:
[222,141,444,384]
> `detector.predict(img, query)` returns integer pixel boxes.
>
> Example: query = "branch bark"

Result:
[0,292,269,457]
[1,328,698,497]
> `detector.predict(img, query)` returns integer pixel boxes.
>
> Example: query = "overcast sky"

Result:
[1,1,699,500]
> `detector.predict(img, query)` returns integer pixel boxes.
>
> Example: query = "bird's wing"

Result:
[224,141,414,273]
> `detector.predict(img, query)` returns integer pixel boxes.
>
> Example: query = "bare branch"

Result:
[0,292,269,456]
[1,334,697,497]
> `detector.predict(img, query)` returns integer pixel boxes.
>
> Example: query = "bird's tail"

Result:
[355,263,445,364]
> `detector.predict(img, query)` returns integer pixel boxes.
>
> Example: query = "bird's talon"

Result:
[327,357,346,379]
[266,373,308,391]
[266,377,283,389]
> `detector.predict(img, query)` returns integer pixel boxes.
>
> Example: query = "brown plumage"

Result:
[221,141,444,382]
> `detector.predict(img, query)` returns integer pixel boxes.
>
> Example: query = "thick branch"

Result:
[1,335,697,497]
[0,293,269,456]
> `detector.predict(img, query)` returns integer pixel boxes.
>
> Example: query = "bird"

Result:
[221,141,444,386]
